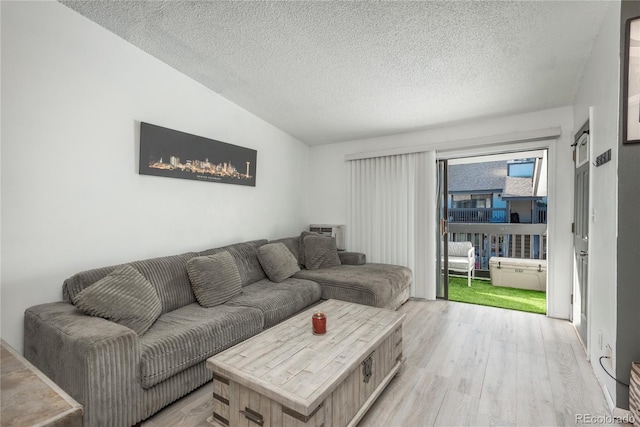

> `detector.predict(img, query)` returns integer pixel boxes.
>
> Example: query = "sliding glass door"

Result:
[437,159,449,299]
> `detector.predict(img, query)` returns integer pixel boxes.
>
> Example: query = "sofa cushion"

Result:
[131,253,200,314]
[73,265,162,336]
[298,231,321,267]
[269,236,302,266]
[303,235,341,270]
[225,278,322,328]
[198,240,267,287]
[139,303,263,389]
[187,251,242,307]
[257,242,300,282]
[294,263,412,309]
[63,252,199,314]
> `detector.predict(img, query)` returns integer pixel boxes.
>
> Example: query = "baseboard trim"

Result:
[602,384,635,425]
[613,407,635,426]
[603,381,615,413]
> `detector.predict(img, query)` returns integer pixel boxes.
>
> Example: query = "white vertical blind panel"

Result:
[348,155,408,266]
[414,151,434,299]
[347,152,434,298]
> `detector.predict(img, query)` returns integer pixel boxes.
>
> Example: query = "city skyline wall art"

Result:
[139,122,257,186]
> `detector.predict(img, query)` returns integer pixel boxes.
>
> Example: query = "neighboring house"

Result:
[448,158,547,224]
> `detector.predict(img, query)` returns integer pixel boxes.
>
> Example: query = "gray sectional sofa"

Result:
[23,234,412,427]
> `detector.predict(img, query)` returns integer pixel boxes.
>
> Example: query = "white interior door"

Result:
[572,129,589,348]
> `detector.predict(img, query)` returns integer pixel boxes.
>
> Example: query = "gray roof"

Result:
[449,161,539,199]
[502,176,534,198]
[448,161,506,193]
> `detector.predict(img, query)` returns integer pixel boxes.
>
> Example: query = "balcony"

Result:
[448,206,547,224]
[448,223,547,271]
[448,207,507,223]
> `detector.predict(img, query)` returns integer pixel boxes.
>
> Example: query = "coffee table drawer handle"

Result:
[362,352,374,383]
[240,407,264,426]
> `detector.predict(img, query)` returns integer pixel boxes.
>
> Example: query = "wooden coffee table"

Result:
[206,299,405,427]
[1,339,83,427]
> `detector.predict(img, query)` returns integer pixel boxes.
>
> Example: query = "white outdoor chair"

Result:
[442,241,476,287]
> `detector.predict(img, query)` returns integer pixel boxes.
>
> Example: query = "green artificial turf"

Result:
[447,276,546,314]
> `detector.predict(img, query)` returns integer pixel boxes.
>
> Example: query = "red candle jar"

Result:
[312,311,327,335]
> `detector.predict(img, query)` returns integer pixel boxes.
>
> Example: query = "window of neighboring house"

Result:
[452,194,492,209]
[507,159,534,177]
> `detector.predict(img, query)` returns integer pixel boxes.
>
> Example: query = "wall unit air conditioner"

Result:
[308,224,345,251]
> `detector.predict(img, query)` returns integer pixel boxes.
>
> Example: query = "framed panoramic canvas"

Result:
[139,122,257,186]
[624,16,640,144]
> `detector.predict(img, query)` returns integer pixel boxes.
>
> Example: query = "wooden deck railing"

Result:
[448,223,547,270]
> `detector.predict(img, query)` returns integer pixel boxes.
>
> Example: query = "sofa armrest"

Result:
[338,251,366,265]
[24,302,142,427]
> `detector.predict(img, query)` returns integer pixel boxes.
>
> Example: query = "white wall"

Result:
[573,0,621,406]
[306,106,575,319]
[0,1,309,352]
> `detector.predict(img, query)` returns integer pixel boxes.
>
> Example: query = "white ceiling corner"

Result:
[60,0,611,146]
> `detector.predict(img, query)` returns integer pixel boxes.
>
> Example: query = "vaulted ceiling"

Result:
[61,1,610,146]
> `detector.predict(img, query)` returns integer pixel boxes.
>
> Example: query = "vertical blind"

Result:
[347,152,432,298]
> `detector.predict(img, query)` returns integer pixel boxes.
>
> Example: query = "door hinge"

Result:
[571,222,575,233]
[571,293,573,304]
[440,218,448,236]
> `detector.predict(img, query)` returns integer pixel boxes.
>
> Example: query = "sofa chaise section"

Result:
[273,235,412,310]
[294,263,412,310]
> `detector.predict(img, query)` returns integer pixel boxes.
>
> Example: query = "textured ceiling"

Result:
[60,1,610,146]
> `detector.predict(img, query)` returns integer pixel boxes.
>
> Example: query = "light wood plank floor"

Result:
[142,300,614,427]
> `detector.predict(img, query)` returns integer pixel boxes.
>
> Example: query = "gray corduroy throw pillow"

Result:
[73,264,162,336]
[303,235,342,270]
[186,251,242,307]
[299,231,321,267]
[257,242,300,282]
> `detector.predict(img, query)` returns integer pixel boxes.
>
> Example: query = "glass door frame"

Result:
[437,159,449,299]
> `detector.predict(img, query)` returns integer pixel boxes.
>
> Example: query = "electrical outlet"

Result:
[598,330,603,350]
